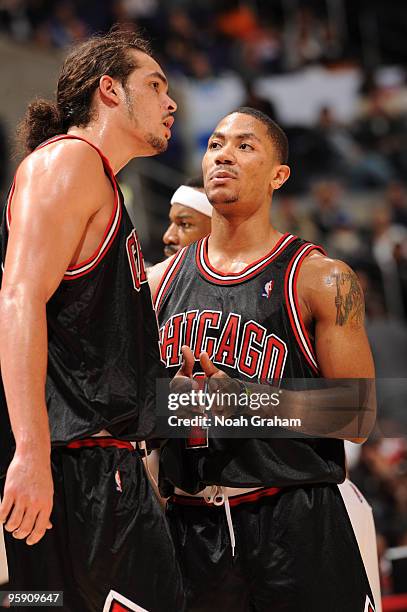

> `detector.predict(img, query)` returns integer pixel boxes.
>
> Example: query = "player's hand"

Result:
[199,352,241,418]
[171,346,199,393]
[0,449,53,546]
[170,345,201,417]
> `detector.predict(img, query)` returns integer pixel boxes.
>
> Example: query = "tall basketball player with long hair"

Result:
[0,29,183,611]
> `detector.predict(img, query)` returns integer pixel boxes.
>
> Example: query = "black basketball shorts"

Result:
[166,484,376,612]
[1,438,185,612]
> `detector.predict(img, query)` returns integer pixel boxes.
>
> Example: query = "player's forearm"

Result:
[240,380,376,440]
[0,286,51,455]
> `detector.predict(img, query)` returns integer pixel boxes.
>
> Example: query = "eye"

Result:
[180,222,192,229]
[151,81,160,91]
[239,143,253,150]
[208,141,221,150]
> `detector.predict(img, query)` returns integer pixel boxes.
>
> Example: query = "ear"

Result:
[270,164,290,191]
[98,75,121,108]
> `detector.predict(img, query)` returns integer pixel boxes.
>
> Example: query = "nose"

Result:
[163,222,179,245]
[166,94,177,114]
[214,142,235,166]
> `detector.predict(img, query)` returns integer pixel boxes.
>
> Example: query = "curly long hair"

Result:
[17,28,152,154]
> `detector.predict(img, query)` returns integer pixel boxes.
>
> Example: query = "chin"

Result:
[145,133,168,155]
[208,190,239,206]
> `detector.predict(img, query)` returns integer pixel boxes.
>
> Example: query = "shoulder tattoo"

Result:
[329,271,365,327]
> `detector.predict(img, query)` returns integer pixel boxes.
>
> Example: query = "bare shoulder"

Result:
[147,256,176,299]
[298,252,365,328]
[16,138,106,203]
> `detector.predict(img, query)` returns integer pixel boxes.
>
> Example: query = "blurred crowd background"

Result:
[0,0,406,604]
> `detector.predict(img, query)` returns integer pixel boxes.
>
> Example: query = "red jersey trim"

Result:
[154,247,188,314]
[284,242,326,373]
[196,233,296,285]
[4,134,122,281]
[67,437,134,450]
[170,486,281,508]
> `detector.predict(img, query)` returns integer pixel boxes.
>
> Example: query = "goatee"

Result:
[147,134,168,153]
[208,195,239,205]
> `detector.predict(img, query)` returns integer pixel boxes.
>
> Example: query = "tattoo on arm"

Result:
[330,272,364,327]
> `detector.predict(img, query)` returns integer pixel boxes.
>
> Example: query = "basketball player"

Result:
[148,107,377,611]
[163,177,212,258]
[0,30,184,611]
[158,167,382,609]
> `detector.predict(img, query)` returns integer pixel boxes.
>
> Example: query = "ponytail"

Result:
[17,99,64,154]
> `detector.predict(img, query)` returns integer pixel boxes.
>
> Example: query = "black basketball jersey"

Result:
[0,135,163,476]
[155,234,345,495]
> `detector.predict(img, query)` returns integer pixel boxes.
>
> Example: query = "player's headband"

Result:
[170,185,213,218]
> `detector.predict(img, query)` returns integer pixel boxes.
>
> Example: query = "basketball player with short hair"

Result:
[149,107,377,611]
[163,176,212,258]
[158,167,382,611]
[0,29,184,611]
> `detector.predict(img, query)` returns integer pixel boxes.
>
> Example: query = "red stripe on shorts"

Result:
[67,438,134,450]
[171,486,281,508]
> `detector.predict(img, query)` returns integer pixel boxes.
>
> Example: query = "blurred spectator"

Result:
[215,1,258,42]
[354,261,386,321]
[285,6,338,71]
[309,180,346,240]
[272,195,318,243]
[176,53,245,170]
[120,0,158,20]
[385,181,407,228]
[372,208,407,319]
[48,1,87,48]
[351,439,407,550]
[242,81,278,120]
[353,82,407,183]
[325,211,368,262]
[240,26,283,77]
[0,0,31,42]
[316,105,393,188]
[294,7,325,67]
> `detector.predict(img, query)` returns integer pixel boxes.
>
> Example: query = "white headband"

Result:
[170,185,213,218]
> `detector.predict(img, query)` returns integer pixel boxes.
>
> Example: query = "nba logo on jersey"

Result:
[262,280,274,298]
[115,470,123,493]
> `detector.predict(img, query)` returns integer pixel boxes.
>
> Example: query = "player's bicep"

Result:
[313,263,374,378]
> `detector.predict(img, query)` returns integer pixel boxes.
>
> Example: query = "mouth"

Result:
[209,170,237,182]
[163,116,174,130]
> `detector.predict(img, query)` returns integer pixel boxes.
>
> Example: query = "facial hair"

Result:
[208,194,239,205]
[147,132,168,153]
[124,87,167,153]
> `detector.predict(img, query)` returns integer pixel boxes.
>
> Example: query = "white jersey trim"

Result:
[198,233,295,282]
[286,242,320,370]
[154,247,187,312]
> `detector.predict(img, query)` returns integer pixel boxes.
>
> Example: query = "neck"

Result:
[209,204,280,259]
[68,122,138,174]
